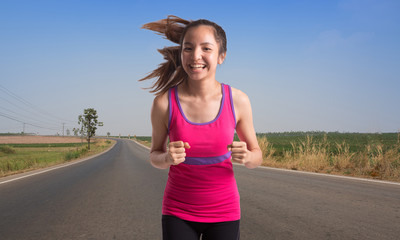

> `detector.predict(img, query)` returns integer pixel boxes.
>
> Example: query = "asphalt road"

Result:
[1,139,399,239]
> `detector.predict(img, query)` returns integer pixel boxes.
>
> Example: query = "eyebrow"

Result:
[183,42,215,46]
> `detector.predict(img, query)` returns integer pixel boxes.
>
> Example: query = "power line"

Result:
[0,84,80,133]
[0,84,76,124]
[0,96,68,131]
[0,126,21,132]
[0,112,60,131]
[0,105,62,129]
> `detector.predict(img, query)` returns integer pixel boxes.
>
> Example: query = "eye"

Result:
[203,47,212,51]
[183,47,192,51]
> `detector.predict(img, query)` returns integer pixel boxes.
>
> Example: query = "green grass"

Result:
[258,132,400,182]
[0,133,25,136]
[0,143,84,148]
[0,145,16,154]
[133,132,400,182]
[135,136,152,142]
[257,132,399,157]
[0,139,114,177]
[134,136,152,148]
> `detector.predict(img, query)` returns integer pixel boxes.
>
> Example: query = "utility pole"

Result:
[22,123,25,135]
[398,129,400,144]
[62,123,65,137]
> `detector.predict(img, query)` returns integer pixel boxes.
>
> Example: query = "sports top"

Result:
[163,83,240,223]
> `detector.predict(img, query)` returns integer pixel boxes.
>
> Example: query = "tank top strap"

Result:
[168,83,236,134]
[223,83,237,128]
[168,85,182,134]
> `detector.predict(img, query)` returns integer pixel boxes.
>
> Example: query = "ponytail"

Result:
[139,15,227,95]
[139,15,191,95]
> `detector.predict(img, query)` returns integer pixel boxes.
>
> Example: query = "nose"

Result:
[192,47,202,61]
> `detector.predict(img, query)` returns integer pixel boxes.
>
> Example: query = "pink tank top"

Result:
[163,83,240,223]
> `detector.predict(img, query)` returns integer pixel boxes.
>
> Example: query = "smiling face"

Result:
[181,25,226,82]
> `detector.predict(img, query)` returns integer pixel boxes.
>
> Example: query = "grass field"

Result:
[0,138,114,177]
[257,132,400,182]
[134,136,152,148]
[136,132,400,182]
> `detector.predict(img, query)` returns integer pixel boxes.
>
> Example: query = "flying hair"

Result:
[141,15,190,44]
[139,15,227,95]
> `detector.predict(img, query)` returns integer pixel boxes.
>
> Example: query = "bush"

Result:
[64,147,89,161]
[64,151,80,161]
[0,145,16,154]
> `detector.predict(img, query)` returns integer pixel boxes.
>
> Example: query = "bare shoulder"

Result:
[231,87,251,108]
[151,91,169,127]
[152,91,169,112]
[231,86,253,124]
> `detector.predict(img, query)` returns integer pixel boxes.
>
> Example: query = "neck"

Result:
[182,79,221,98]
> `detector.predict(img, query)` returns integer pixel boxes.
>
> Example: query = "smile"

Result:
[190,64,206,69]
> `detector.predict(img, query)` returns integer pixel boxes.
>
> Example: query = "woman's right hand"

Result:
[166,141,191,165]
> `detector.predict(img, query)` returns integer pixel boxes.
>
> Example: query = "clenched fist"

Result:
[167,141,191,165]
[228,141,248,164]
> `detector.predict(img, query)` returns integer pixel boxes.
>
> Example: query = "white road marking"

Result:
[133,139,400,187]
[255,165,400,186]
[5,139,397,187]
[0,142,116,185]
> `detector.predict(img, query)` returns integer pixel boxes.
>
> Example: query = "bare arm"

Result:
[149,92,190,169]
[149,93,170,169]
[230,88,262,169]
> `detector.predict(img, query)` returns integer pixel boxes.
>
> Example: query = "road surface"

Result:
[1,139,399,239]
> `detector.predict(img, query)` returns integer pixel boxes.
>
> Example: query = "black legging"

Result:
[162,215,240,240]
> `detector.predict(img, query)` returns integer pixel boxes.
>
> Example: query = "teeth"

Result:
[190,64,205,68]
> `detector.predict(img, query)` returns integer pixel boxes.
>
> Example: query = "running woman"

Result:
[140,16,262,240]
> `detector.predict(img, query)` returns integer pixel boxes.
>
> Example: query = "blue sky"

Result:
[1,0,399,136]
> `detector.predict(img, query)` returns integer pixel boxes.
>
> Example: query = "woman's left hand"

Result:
[228,141,249,164]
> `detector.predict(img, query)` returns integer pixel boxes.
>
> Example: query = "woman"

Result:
[140,15,262,240]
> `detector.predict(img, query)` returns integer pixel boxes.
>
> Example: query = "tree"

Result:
[72,128,79,136]
[78,108,98,150]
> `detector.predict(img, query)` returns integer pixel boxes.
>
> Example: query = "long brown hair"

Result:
[139,15,227,95]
